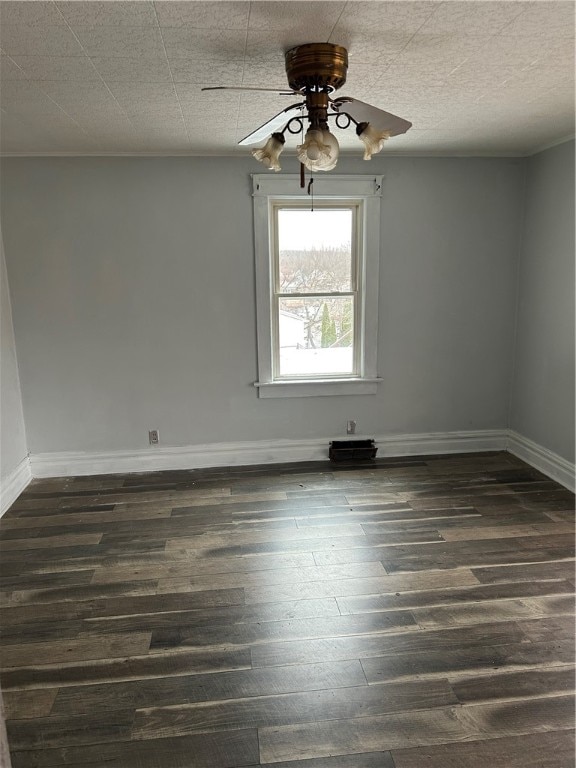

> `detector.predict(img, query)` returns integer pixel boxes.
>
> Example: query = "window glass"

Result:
[275,206,357,379]
[277,209,353,293]
[278,296,355,377]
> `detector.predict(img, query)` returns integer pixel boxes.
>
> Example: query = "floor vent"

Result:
[329,439,377,462]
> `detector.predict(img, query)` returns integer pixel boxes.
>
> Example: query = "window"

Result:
[253,174,383,398]
[275,204,358,378]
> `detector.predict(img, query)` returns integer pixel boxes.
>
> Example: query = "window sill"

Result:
[254,378,382,399]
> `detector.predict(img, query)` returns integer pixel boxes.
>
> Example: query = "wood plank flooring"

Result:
[0,451,574,767]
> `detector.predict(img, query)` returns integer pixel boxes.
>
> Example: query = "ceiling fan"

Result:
[202,43,412,173]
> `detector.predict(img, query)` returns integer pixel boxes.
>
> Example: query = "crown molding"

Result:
[527,134,575,157]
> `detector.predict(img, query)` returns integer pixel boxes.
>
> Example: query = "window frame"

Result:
[252,174,383,398]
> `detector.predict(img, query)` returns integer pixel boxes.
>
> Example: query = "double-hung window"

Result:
[253,174,383,398]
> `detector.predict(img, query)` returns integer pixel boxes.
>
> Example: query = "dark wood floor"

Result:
[0,451,574,768]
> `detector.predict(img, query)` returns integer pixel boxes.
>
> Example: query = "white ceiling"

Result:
[0,0,574,156]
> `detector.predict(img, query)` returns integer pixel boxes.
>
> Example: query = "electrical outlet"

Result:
[149,429,159,445]
[346,420,357,435]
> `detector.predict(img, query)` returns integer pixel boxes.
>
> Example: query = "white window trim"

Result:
[252,174,383,399]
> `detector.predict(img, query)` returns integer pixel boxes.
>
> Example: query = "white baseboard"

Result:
[376,429,508,457]
[30,439,329,478]
[29,430,508,479]
[507,430,575,493]
[0,456,32,516]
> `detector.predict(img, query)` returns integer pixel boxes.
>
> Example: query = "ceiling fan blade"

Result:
[202,86,297,95]
[238,102,304,146]
[332,97,412,136]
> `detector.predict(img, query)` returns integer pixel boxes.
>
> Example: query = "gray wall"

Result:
[0,228,27,479]
[510,140,575,462]
[0,155,524,455]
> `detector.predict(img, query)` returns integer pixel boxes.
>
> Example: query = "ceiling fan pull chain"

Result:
[307,174,314,211]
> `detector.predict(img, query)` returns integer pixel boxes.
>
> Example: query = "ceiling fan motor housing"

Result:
[285,43,348,93]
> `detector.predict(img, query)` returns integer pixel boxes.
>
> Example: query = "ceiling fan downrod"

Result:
[305,91,329,131]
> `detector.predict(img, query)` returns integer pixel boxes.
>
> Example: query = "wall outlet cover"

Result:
[149,430,159,445]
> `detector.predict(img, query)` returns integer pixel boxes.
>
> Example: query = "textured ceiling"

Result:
[0,0,574,156]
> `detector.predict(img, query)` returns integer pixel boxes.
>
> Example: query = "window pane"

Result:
[278,296,354,377]
[277,208,353,293]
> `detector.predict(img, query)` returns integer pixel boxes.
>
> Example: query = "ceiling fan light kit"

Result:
[356,123,392,161]
[296,127,339,172]
[251,132,285,172]
[204,43,412,175]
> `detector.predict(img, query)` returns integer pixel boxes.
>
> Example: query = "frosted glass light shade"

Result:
[356,122,391,160]
[297,128,339,172]
[297,128,330,170]
[252,132,285,172]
